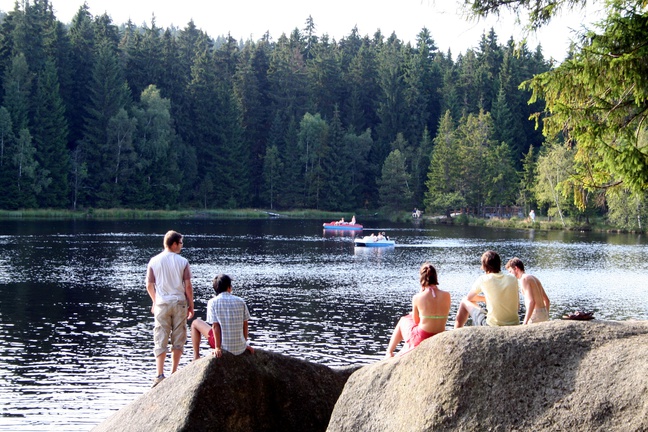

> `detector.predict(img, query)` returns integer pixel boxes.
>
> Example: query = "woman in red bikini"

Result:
[385,262,451,358]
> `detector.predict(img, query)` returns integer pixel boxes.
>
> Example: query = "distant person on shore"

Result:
[191,274,254,359]
[506,258,550,324]
[529,209,536,223]
[146,230,194,387]
[385,262,451,358]
[454,250,519,328]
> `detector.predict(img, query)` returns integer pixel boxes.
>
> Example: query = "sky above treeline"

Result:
[0,0,604,61]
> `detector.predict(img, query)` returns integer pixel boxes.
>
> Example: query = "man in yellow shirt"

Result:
[454,250,520,328]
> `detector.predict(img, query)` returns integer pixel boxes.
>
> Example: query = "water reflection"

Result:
[0,219,646,430]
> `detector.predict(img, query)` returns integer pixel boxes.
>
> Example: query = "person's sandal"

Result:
[151,374,165,388]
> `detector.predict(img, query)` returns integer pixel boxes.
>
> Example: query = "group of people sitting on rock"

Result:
[146,231,549,388]
[385,250,550,358]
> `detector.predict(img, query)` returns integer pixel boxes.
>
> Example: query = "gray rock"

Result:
[327,320,648,432]
[93,349,357,432]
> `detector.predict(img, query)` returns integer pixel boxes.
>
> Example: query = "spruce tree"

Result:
[378,149,412,212]
[81,39,131,207]
[32,59,69,207]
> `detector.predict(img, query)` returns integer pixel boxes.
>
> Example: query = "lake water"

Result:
[0,218,646,430]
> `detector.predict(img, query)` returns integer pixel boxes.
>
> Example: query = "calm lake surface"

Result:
[0,218,647,430]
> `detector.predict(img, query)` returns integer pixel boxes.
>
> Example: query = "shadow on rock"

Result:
[93,349,358,432]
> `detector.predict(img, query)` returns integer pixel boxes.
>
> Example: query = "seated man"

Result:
[191,274,254,359]
[454,250,520,328]
[505,257,550,324]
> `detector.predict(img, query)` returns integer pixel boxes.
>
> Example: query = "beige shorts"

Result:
[529,307,550,324]
[153,301,188,357]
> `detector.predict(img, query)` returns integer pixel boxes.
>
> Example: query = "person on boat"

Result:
[370,233,377,242]
[146,230,194,387]
[505,257,550,324]
[385,262,451,358]
[377,232,384,241]
[191,274,254,360]
[454,250,519,328]
[350,215,356,225]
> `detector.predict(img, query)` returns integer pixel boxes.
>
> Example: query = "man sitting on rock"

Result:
[505,257,550,324]
[454,250,520,328]
[191,274,254,359]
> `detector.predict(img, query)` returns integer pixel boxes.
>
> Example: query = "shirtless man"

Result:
[506,257,550,324]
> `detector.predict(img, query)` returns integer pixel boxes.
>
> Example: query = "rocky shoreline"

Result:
[94,320,648,432]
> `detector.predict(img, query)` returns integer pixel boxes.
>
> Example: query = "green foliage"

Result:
[606,187,648,231]
[0,0,639,231]
[425,109,517,215]
[425,111,462,214]
[524,6,648,197]
[378,149,412,211]
[533,140,575,226]
[518,145,537,212]
[32,59,69,207]
[464,0,590,31]
[262,144,283,210]
[510,1,648,201]
[299,112,329,208]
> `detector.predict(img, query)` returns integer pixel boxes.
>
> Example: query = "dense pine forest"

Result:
[0,1,644,230]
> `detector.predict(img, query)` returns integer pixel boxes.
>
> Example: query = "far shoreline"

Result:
[0,208,643,235]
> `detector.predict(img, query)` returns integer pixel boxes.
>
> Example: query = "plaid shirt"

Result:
[206,292,250,355]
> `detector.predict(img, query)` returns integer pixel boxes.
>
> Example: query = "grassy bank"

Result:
[0,208,363,221]
[426,213,645,234]
[0,208,642,234]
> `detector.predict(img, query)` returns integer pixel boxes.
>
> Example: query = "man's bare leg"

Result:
[155,352,166,377]
[454,298,479,329]
[171,348,182,374]
[190,319,212,360]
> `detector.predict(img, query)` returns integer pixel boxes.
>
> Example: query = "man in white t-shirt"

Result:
[146,230,194,387]
[454,250,520,328]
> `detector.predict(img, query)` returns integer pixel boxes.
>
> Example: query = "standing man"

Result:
[146,230,194,387]
[454,250,520,328]
[506,257,550,324]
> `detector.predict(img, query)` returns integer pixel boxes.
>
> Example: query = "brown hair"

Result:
[419,262,439,286]
[481,250,501,273]
[213,274,232,294]
[505,257,525,272]
[164,230,183,248]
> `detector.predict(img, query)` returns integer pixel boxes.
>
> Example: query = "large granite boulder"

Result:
[93,349,357,432]
[327,320,648,432]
